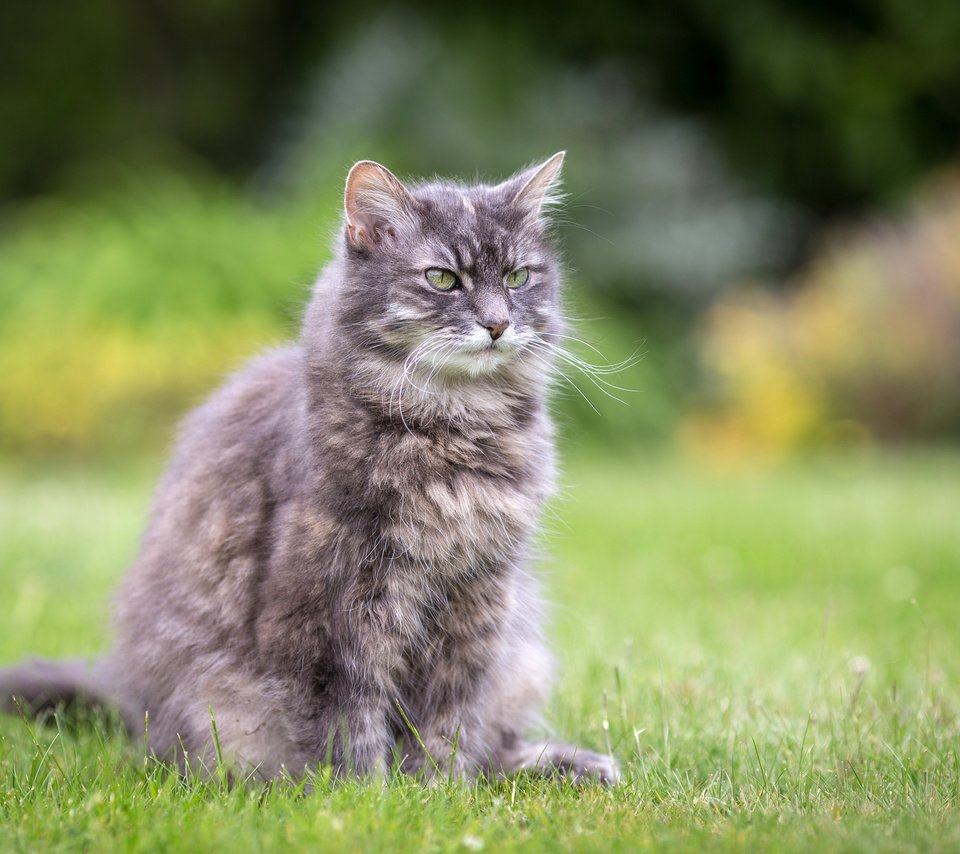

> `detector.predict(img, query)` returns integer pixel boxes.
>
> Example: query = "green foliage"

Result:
[1,452,959,849]
[0,169,333,456]
[5,3,960,218]
[0,0,328,198]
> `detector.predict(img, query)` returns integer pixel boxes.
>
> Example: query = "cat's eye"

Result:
[505,267,529,289]
[425,268,459,291]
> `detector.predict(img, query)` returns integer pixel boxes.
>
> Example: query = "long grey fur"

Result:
[0,155,618,784]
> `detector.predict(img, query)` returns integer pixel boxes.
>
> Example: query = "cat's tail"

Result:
[0,657,124,724]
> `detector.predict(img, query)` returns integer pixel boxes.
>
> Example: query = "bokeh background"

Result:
[3,0,960,463]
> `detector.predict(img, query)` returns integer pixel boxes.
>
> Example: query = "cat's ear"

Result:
[500,152,566,221]
[344,161,416,251]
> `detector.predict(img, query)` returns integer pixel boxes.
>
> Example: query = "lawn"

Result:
[1,449,958,851]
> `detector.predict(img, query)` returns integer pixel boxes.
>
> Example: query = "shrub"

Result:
[683,168,960,460]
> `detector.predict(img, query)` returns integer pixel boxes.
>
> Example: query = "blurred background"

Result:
[2,0,960,463]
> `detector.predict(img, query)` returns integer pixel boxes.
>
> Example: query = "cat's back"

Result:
[115,344,306,655]
[166,343,304,487]
[156,342,304,514]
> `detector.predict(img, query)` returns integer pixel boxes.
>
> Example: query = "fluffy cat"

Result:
[1,154,619,784]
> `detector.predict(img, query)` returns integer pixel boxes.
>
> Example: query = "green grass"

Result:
[1,450,959,851]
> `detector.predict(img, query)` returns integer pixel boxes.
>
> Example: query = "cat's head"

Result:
[334,154,566,382]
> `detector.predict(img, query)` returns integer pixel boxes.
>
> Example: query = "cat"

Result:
[0,154,619,784]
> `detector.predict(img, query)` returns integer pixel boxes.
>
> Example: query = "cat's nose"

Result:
[481,320,510,341]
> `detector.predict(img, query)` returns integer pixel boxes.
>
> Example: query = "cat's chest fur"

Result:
[263,403,553,694]
[360,411,553,576]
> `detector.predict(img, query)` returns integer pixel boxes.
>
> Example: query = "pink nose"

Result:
[482,321,509,341]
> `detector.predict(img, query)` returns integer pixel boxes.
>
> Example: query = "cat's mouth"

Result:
[420,339,518,378]
[465,337,518,359]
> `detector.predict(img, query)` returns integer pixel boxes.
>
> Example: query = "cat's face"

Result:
[337,155,565,381]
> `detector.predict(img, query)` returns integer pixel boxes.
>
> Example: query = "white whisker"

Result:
[522,338,636,406]
[522,345,600,415]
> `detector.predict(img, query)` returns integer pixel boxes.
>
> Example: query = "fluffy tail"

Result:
[0,657,119,721]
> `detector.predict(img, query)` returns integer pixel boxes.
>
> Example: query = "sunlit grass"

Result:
[1,450,958,851]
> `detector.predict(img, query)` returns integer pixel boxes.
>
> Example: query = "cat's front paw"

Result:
[562,748,620,785]
[518,743,621,785]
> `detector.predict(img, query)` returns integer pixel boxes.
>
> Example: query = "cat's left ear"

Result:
[344,160,416,251]
[500,151,566,221]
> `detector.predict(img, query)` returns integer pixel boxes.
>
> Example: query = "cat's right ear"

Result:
[344,161,416,251]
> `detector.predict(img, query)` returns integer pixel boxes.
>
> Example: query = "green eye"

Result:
[425,268,458,290]
[505,267,529,289]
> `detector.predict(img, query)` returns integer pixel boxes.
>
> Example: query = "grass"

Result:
[1,448,958,851]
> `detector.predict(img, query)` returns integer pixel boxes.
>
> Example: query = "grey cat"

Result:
[1,154,619,784]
